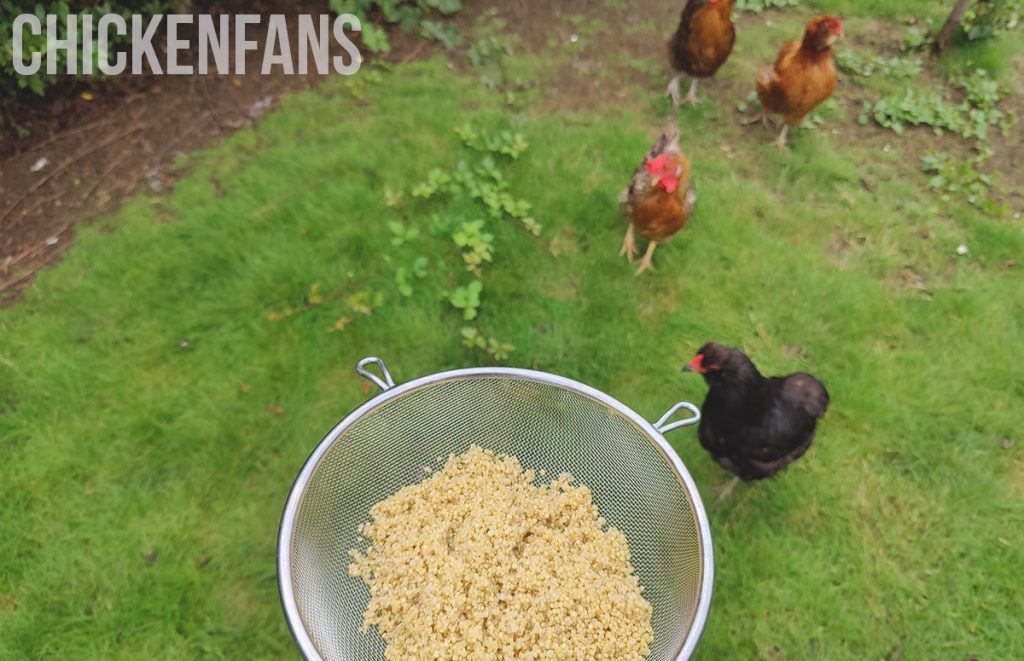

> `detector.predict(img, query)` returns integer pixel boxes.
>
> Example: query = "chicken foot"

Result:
[666,76,682,108]
[742,111,770,127]
[773,125,790,150]
[711,477,740,509]
[684,78,700,106]
[620,224,638,263]
[635,240,658,276]
[667,76,700,108]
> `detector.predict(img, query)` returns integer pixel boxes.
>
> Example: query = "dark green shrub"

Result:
[327,0,461,53]
[2,0,463,107]
[962,0,1022,41]
[1,0,170,100]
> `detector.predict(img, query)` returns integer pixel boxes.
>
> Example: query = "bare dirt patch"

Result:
[0,6,432,303]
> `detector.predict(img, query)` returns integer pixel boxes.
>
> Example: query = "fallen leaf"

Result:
[268,307,295,321]
[268,405,285,416]
[81,91,94,101]
[326,316,353,333]
[900,267,931,296]
[197,555,212,568]
[549,228,577,258]
[782,345,808,360]
[248,95,273,118]
[307,282,324,305]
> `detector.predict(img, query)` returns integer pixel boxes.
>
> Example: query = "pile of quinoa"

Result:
[347,445,654,660]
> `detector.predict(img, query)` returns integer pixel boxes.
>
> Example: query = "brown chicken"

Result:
[619,129,696,276]
[667,0,737,107]
[755,15,843,148]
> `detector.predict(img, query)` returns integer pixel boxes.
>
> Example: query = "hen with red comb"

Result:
[618,128,696,276]
[684,342,830,504]
[753,15,843,148]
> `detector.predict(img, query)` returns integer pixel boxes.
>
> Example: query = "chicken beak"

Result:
[683,354,704,373]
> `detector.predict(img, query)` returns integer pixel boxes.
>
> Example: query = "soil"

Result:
[1,0,1021,303]
[0,3,432,302]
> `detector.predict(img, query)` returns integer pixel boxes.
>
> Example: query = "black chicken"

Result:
[684,341,829,503]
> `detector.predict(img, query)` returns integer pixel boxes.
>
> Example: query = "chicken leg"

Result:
[635,240,657,276]
[773,125,790,150]
[684,78,700,106]
[666,75,683,108]
[620,224,637,263]
[711,477,740,509]
[667,76,700,108]
[742,111,770,127]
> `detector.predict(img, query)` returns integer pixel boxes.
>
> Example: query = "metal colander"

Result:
[278,357,714,660]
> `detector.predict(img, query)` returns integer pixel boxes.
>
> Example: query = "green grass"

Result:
[810,0,949,23]
[2,18,1024,661]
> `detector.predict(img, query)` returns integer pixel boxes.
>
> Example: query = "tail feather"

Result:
[782,373,830,420]
[666,128,681,155]
[618,186,630,209]
[755,66,774,94]
[684,187,697,217]
[647,126,681,160]
[755,66,780,112]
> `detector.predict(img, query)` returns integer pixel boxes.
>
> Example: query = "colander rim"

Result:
[277,365,714,660]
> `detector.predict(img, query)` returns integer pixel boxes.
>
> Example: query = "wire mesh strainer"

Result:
[278,357,713,660]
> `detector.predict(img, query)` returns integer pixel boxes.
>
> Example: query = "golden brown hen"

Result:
[667,0,737,107]
[619,129,696,276]
[754,15,843,148]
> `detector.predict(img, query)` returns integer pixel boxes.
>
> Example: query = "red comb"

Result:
[645,154,670,175]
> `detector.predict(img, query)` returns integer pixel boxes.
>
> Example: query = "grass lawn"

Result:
[2,1,1023,658]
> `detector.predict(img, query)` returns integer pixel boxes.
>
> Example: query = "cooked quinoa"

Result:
[347,445,654,660]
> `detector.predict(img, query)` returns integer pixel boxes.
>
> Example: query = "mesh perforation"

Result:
[285,375,708,660]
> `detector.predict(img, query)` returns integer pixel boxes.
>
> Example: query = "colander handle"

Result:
[356,357,395,391]
[654,401,701,434]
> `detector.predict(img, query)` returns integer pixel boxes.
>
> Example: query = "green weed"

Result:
[328,0,462,53]
[735,0,800,13]
[836,50,923,81]
[921,149,1007,216]
[867,70,1013,139]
